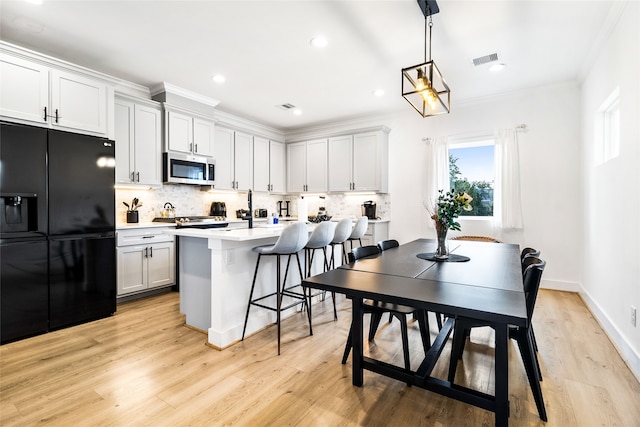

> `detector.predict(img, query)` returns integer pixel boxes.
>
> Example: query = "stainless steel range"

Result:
[152,216,229,229]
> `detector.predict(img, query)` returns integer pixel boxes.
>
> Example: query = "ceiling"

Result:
[0,0,617,131]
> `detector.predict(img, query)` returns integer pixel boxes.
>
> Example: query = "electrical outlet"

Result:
[632,306,637,327]
[226,248,235,266]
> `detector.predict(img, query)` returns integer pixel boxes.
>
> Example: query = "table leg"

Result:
[494,323,509,427]
[351,298,364,386]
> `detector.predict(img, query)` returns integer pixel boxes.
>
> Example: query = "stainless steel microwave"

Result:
[163,152,215,185]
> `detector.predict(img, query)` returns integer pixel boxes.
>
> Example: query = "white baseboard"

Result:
[578,286,640,383]
[540,279,579,292]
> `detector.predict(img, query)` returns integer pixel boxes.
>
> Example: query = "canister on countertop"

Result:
[297,197,307,222]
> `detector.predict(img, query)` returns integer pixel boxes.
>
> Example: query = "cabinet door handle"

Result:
[43,106,47,121]
[131,171,136,182]
[55,109,59,123]
[149,247,153,258]
[136,172,140,182]
[194,144,198,153]
[142,235,154,239]
[144,247,148,258]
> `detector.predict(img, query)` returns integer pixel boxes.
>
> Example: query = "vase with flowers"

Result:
[430,189,473,259]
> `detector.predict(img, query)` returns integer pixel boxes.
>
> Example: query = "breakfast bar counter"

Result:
[164,224,332,349]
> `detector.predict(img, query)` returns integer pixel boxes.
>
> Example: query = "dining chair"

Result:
[522,250,542,358]
[521,247,540,262]
[447,257,548,421]
[342,245,431,371]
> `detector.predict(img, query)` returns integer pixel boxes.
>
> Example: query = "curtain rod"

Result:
[422,123,527,142]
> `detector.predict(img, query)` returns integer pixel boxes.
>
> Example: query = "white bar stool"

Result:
[347,216,368,251]
[303,221,337,320]
[241,222,311,355]
[329,218,353,269]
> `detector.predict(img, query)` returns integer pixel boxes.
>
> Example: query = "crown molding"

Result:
[150,82,220,108]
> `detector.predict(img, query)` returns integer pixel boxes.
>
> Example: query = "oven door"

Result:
[163,153,214,185]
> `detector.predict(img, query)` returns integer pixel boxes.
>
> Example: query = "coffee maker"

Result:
[209,201,227,217]
[361,201,377,219]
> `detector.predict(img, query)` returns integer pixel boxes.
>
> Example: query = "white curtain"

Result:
[494,128,523,229]
[424,136,449,227]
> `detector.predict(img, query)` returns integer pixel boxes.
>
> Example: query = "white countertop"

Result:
[117,217,389,231]
[164,223,298,241]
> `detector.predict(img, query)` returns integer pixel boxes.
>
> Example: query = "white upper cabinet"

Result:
[253,136,270,192]
[165,107,215,157]
[50,69,108,135]
[213,127,235,190]
[287,141,306,193]
[0,54,49,123]
[327,129,389,193]
[0,52,110,137]
[233,131,253,192]
[352,132,383,191]
[269,140,285,193]
[193,117,215,157]
[286,139,328,193]
[328,135,353,192]
[212,127,253,191]
[114,96,162,186]
[253,137,285,193]
[166,110,192,153]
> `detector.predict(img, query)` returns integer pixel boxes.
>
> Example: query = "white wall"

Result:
[579,0,640,379]
[318,82,583,292]
[384,85,583,294]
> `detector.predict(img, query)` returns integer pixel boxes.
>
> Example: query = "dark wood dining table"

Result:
[302,238,528,427]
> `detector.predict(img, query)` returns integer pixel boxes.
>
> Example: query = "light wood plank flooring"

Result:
[1,289,639,426]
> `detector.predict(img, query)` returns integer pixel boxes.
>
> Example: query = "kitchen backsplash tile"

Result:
[116,187,389,223]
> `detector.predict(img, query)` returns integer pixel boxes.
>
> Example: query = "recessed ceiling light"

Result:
[372,89,385,97]
[310,36,328,48]
[212,74,225,83]
[292,109,302,116]
[488,63,506,72]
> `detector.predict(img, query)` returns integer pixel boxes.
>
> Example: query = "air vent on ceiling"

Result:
[472,53,499,67]
[275,103,296,110]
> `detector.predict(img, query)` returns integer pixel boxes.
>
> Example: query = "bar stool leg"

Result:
[242,254,262,340]
[294,252,312,336]
[322,246,337,320]
[276,254,282,355]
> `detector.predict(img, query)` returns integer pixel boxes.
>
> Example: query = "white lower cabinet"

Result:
[117,228,175,296]
[360,222,389,247]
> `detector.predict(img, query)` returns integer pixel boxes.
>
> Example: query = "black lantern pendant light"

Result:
[402,0,450,117]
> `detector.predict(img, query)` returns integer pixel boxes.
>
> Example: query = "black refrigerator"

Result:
[0,123,116,344]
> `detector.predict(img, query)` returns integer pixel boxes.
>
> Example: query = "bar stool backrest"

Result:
[349,216,368,239]
[332,218,353,244]
[306,221,336,248]
[269,222,309,254]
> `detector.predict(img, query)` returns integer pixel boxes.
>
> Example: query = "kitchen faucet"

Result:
[248,189,253,229]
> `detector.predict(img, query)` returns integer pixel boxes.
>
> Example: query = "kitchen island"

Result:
[164,223,333,349]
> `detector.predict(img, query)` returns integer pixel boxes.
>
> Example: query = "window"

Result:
[595,87,620,165]
[449,139,495,217]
